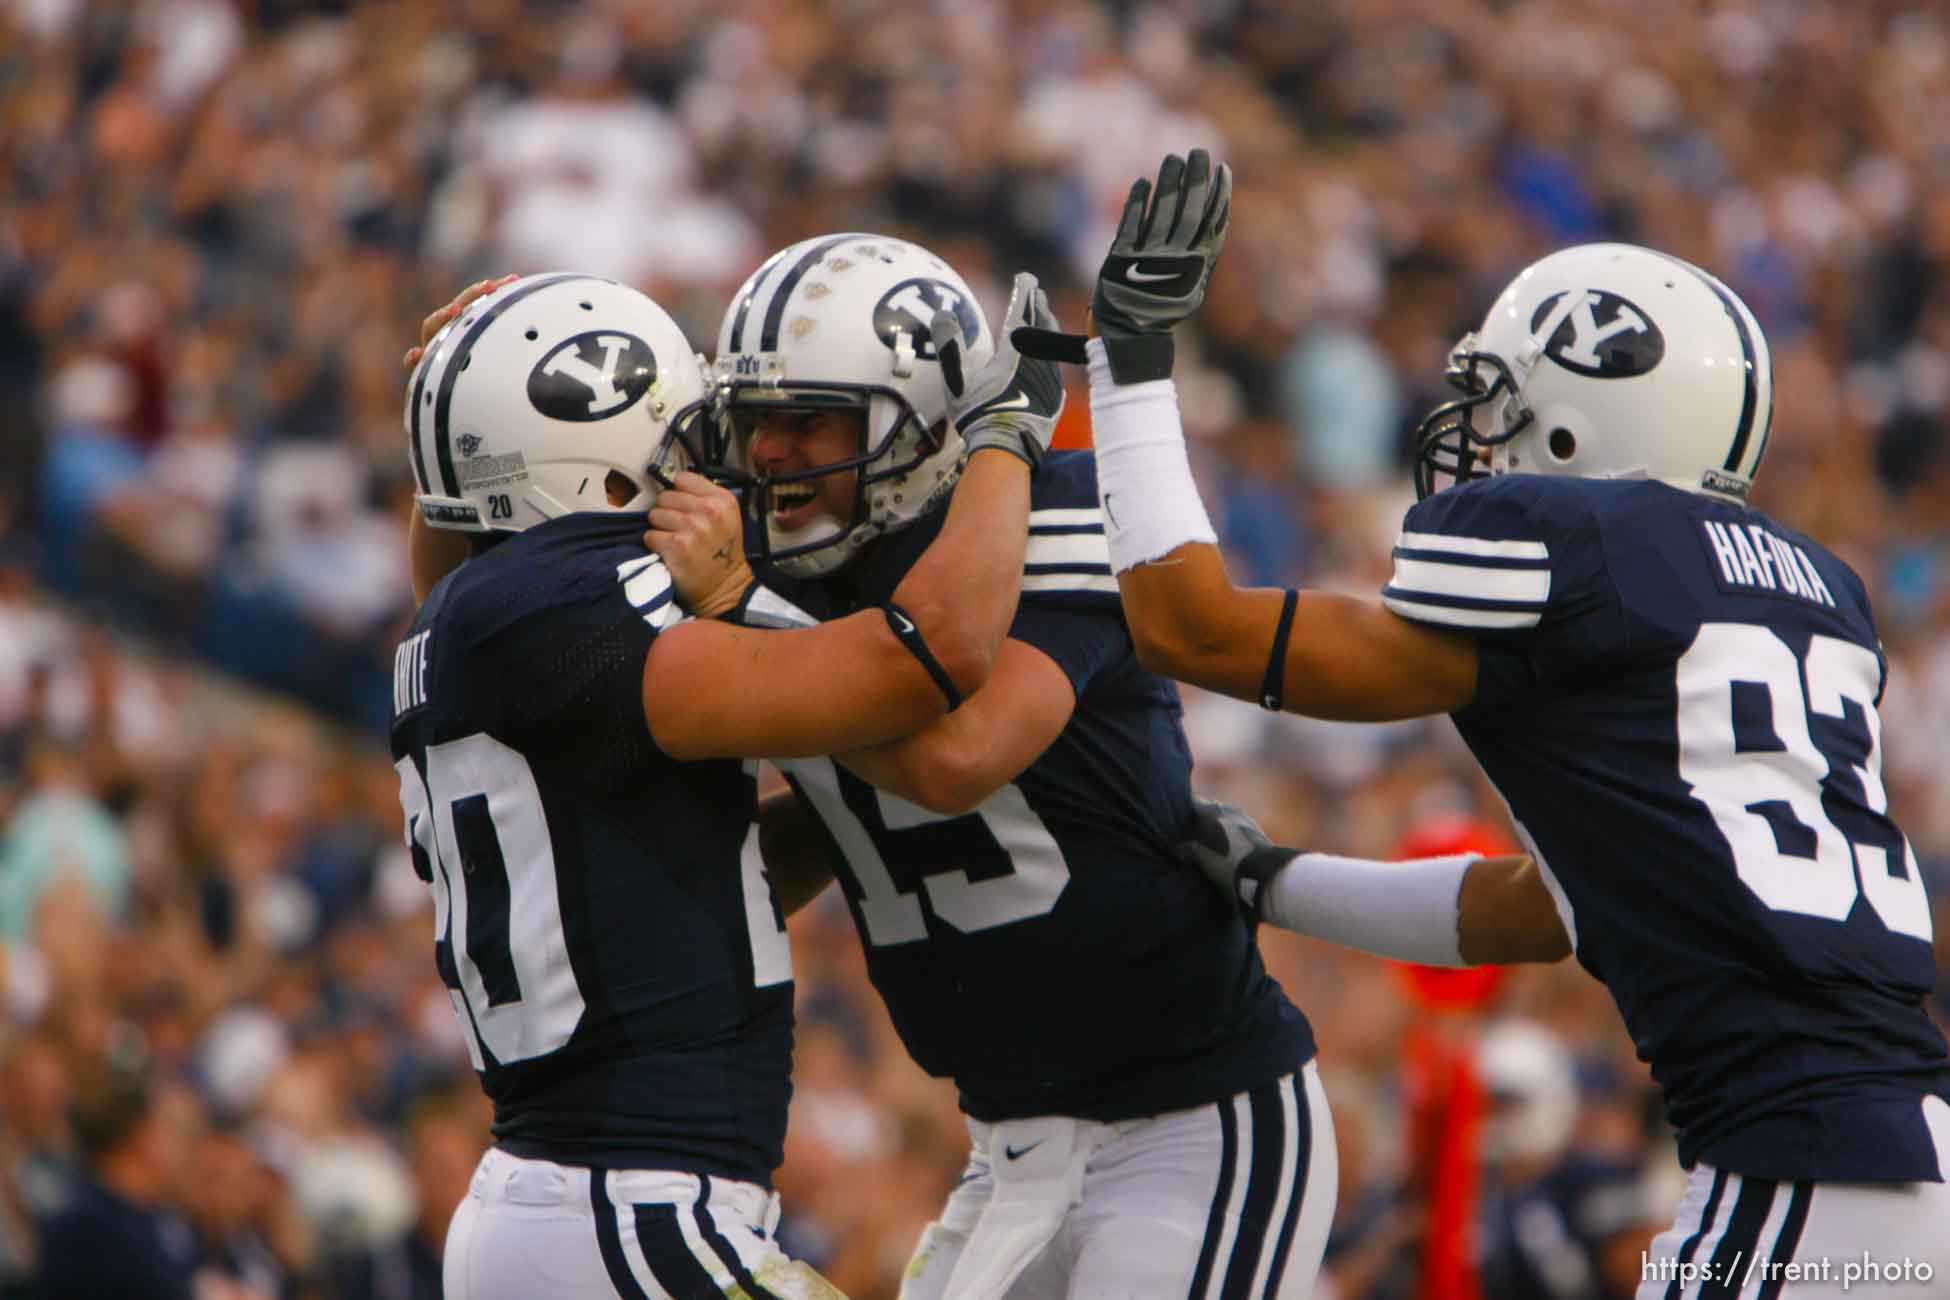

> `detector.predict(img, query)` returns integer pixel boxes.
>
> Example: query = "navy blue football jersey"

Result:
[776,452,1314,1122]
[389,513,794,1184]
[1382,474,1950,1181]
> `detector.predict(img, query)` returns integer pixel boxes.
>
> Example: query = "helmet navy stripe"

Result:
[726,244,796,354]
[407,354,432,495]
[758,235,853,353]
[1706,280,1759,474]
[430,272,589,498]
[1654,253,1759,475]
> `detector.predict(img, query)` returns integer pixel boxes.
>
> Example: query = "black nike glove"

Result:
[933,271,1066,471]
[1014,149,1232,384]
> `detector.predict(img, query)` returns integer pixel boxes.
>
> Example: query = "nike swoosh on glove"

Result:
[934,271,1067,471]
[1014,148,1232,384]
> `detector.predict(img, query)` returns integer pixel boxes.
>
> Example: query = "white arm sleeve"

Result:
[1086,338,1217,573]
[1256,851,1480,967]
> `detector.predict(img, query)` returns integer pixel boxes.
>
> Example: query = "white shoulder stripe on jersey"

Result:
[1023,572,1119,595]
[617,556,682,629]
[1381,593,1541,629]
[1397,530,1549,561]
[1026,533,1111,569]
[1389,556,1550,605]
[616,555,660,580]
[1030,507,1103,529]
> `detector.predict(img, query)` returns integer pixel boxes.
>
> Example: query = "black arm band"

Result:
[883,602,962,712]
[1259,588,1298,711]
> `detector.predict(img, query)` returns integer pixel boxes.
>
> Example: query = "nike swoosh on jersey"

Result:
[1004,1140,1044,1160]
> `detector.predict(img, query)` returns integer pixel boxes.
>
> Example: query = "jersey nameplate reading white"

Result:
[394,630,432,717]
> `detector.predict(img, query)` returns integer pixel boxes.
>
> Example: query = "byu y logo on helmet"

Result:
[528,331,657,422]
[874,279,982,363]
[1532,291,1665,379]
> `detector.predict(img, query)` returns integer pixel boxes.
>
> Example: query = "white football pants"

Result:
[901,1064,1337,1300]
[1636,1095,1950,1299]
[442,1147,844,1299]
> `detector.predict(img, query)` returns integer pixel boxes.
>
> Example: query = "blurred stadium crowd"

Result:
[1,0,1947,1296]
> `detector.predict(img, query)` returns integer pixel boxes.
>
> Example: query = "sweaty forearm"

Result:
[889,450,1030,697]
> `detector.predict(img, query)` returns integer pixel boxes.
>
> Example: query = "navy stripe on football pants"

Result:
[1663,1168,1730,1300]
[1187,1073,1315,1300]
[1696,1175,1778,1300]
[592,1170,783,1299]
[1754,1182,1814,1300]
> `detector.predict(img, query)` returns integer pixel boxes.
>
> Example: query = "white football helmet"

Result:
[1477,1019,1579,1166]
[1414,243,1774,502]
[405,274,717,533]
[713,233,992,577]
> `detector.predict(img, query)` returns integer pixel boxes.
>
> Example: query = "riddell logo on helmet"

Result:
[1532,290,1665,379]
[527,332,657,422]
[873,279,981,362]
[1700,468,1749,498]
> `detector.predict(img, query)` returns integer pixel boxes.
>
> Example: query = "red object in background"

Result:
[1051,373,1093,450]
[1402,1028,1485,1300]
[1392,815,1517,1300]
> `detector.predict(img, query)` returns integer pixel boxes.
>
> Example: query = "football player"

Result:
[392,272,1063,1300]
[1052,161,1950,1295]
[677,223,1335,1299]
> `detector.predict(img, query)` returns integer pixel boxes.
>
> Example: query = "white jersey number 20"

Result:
[396,738,790,1071]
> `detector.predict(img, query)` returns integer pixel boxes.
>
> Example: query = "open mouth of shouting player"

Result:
[741,405,870,549]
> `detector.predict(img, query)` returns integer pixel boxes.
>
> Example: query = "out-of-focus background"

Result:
[1,1,1947,1296]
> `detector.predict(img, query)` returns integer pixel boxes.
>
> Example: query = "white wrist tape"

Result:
[1259,851,1480,967]
[1086,337,1216,574]
[736,583,820,629]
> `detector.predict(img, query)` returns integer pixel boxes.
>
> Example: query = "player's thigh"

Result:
[451,1150,843,1300]
[442,1158,616,1300]
[1639,1128,1950,1299]
[599,1168,844,1299]
[1638,1178,1950,1299]
[1069,1065,1337,1300]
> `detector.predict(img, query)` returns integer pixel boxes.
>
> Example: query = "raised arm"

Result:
[1023,151,1475,720]
[1116,542,1479,720]
[883,271,1067,681]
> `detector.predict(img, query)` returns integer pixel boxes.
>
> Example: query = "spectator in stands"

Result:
[35,1073,203,1300]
